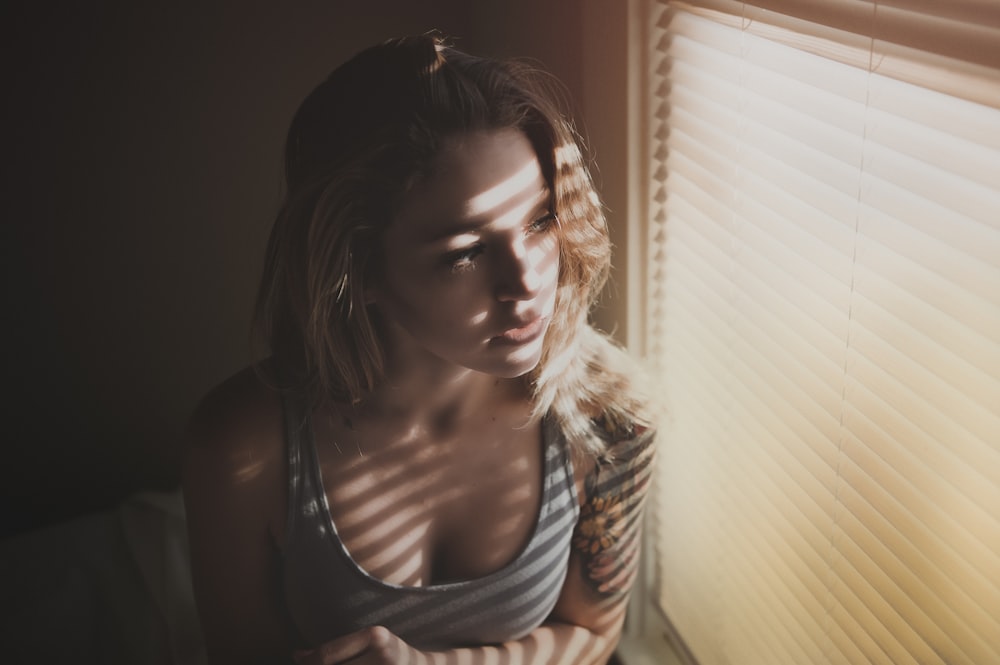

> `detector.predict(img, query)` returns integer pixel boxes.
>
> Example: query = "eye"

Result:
[527,212,558,234]
[443,244,484,273]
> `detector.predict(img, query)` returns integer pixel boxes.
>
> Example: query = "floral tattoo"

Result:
[572,419,656,597]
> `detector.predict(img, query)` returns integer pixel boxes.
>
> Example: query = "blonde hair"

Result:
[255,34,653,454]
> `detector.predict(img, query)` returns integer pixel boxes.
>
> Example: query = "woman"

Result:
[183,34,656,665]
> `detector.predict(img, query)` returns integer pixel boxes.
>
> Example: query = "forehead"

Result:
[390,128,548,241]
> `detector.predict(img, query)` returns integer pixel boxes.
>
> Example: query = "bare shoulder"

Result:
[186,365,284,455]
[572,415,657,597]
[587,415,657,492]
[183,363,289,534]
[569,414,657,500]
[182,365,293,663]
[549,415,657,636]
[183,363,289,522]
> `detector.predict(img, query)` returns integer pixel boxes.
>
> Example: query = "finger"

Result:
[342,626,411,665]
[294,628,373,665]
[348,626,394,664]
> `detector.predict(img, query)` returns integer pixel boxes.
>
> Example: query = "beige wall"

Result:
[3,1,630,535]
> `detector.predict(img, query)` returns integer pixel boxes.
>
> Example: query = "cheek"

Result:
[535,235,562,295]
[380,266,491,331]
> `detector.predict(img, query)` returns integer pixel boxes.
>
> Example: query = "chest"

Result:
[316,417,547,587]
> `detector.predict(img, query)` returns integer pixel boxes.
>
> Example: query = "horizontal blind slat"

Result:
[872,3,1000,70]
[851,284,1000,416]
[677,0,1000,107]
[853,231,1000,379]
[860,146,1000,232]
[720,522,827,662]
[653,4,1000,664]
[838,424,1000,606]
[875,0,1000,27]
[843,350,1000,518]
[857,177,1000,275]
[866,70,1000,150]
[834,483,999,663]
[825,567,902,665]
[829,510,973,665]
[862,105,1000,192]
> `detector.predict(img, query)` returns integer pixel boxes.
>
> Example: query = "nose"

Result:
[495,238,543,302]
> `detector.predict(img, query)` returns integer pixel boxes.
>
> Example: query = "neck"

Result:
[341,345,528,438]
[372,363,526,422]
[347,313,525,423]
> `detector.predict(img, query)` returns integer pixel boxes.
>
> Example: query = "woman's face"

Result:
[370,128,560,380]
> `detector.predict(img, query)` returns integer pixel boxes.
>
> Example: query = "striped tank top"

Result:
[278,393,581,650]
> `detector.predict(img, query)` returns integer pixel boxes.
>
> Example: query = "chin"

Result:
[485,347,544,379]
[491,365,539,380]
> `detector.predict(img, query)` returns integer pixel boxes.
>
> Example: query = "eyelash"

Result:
[529,212,559,234]
[443,212,558,274]
[446,246,483,273]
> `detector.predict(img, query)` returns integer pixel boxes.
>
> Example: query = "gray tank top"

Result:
[278,393,580,650]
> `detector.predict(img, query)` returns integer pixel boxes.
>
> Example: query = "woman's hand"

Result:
[293,626,427,665]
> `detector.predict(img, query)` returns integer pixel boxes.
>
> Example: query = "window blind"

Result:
[644,1,1000,663]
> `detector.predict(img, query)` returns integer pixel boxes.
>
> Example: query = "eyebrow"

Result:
[421,187,553,244]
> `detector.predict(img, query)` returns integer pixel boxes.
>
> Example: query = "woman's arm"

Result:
[182,369,293,665]
[297,423,657,665]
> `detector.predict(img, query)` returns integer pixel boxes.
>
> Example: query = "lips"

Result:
[491,316,547,345]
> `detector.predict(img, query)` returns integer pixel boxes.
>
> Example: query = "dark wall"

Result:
[2,1,593,537]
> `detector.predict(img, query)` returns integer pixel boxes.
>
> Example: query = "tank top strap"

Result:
[280,389,314,539]
[542,413,581,522]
